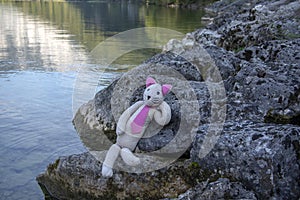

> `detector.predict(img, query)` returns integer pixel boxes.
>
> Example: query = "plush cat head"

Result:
[143,77,172,107]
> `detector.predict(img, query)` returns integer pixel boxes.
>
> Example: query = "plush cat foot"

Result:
[101,164,113,177]
[120,148,140,166]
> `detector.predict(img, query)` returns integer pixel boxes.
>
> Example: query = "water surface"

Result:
[0,1,209,199]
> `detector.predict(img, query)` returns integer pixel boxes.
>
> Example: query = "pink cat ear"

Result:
[146,77,156,87]
[162,84,172,96]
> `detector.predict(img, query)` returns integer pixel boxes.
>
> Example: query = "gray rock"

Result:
[196,0,300,50]
[38,121,300,199]
[226,59,300,123]
[36,153,205,200]
[168,178,257,200]
[74,22,300,154]
[230,39,300,124]
[144,52,203,82]
[191,122,300,199]
[73,64,204,154]
[94,79,118,132]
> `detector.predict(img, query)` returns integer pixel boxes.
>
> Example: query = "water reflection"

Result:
[71,2,143,32]
[9,1,206,50]
[0,0,210,199]
[0,4,88,72]
[0,71,86,199]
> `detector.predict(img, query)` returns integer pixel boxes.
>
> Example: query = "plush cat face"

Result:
[143,77,172,107]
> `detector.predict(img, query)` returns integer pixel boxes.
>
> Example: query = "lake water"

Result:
[0,1,210,199]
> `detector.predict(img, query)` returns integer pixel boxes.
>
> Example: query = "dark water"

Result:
[0,1,209,199]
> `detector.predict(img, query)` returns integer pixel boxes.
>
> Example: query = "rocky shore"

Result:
[37,0,300,199]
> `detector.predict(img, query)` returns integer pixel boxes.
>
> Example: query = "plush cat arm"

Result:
[117,101,144,135]
[153,101,171,126]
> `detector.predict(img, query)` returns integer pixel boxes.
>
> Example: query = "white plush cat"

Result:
[102,77,172,177]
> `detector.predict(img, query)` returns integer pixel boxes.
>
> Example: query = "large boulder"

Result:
[191,122,300,199]
[36,153,203,200]
[37,122,300,199]
[73,37,300,151]
[73,64,204,154]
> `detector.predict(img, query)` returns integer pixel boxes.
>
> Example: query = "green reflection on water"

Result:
[1,0,214,68]
[2,1,208,47]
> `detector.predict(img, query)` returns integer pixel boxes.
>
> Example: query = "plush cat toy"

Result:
[102,77,172,177]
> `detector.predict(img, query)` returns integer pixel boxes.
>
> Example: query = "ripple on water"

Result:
[0,71,86,199]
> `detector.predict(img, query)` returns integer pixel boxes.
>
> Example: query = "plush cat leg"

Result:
[102,144,121,177]
[120,148,140,166]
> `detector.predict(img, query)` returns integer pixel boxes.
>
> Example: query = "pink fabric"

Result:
[131,105,150,134]
[146,77,156,88]
[162,84,172,96]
